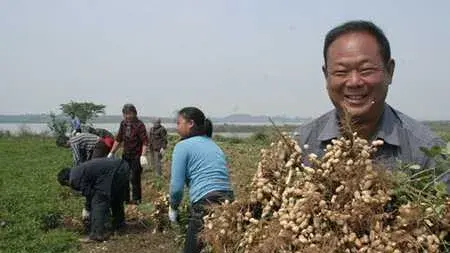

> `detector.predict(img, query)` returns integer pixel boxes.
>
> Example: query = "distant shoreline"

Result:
[0,114,310,124]
[0,122,300,134]
[1,115,448,124]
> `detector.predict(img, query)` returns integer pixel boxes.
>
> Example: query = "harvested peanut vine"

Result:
[201,132,449,253]
[124,193,171,232]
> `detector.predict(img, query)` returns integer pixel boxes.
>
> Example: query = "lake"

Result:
[0,122,301,138]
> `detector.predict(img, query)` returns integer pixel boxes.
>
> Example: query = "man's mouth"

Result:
[344,94,368,105]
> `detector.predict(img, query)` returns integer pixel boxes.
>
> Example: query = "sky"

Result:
[1,0,449,120]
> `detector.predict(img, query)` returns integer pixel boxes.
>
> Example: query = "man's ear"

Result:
[386,58,395,84]
[322,65,328,79]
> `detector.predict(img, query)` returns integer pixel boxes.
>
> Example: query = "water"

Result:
[0,122,300,138]
[0,123,124,134]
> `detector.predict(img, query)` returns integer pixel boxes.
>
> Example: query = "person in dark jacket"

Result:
[57,158,130,242]
[148,118,168,176]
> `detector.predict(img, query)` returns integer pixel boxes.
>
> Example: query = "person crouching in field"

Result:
[169,107,234,253]
[86,126,115,139]
[148,118,168,176]
[108,104,148,205]
[59,133,114,166]
[57,158,130,242]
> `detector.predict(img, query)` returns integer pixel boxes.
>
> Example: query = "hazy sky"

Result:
[1,0,449,120]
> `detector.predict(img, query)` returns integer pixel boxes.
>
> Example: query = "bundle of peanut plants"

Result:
[201,127,449,253]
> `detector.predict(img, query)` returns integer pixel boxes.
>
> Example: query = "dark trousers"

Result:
[89,165,128,240]
[184,191,234,253]
[151,150,163,176]
[123,156,142,202]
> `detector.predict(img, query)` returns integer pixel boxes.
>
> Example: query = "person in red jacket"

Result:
[108,104,148,205]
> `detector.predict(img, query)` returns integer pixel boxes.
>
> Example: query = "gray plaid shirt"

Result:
[295,104,445,169]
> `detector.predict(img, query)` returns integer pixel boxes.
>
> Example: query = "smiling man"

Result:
[297,20,445,169]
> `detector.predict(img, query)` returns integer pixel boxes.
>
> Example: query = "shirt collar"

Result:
[317,104,401,146]
[374,104,401,146]
[317,110,341,142]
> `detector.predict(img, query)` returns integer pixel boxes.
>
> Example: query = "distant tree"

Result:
[60,101,106,124]
[47,112,69,147]
[48,112,68,137]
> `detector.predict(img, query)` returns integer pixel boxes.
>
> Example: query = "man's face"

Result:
[323,32,395,121]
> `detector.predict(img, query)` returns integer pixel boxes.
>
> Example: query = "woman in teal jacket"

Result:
[169,107,234,253]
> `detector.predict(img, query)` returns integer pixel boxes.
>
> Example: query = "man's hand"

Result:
[140,155,148,167]
[168,207,178,223]
[82,208,90,221]
[107,153,114,159]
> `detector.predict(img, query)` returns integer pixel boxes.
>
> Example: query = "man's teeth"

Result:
[347,95,364,100]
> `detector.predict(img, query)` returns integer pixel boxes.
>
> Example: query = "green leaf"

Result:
[419,147,433,158]
[430,146,442,157]
[444,142,450,155]
[433,182,448,199]
[435,205,445,216]
[420,146,443,158]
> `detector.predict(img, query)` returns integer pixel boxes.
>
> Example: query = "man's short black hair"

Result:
[323,20,391,67]
[57,167,71,187]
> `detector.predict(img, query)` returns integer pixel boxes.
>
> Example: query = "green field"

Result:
[0,127,449,253]
[0,135,82,253]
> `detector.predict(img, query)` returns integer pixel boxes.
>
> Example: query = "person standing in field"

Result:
[57,158,130,243]
[168,107,233,253]
[296,20,445,171]
[69,112,82,136]
[148,118,168,176]
[108,104,148,205]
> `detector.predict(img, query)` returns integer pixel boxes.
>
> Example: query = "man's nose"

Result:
[346,70,364,87]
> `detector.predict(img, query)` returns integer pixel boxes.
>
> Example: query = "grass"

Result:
[0,126,448,253]
[0,136,82,253]
[425,121,450,142]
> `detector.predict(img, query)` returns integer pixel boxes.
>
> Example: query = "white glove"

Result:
[82,208,90,220]
[140,155,148,167]
[107,153,114,159]
[168,207,178,223]
[160,148,165,156]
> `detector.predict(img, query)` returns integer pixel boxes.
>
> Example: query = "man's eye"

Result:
[360,68,376,76]
[333,71,348,77]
